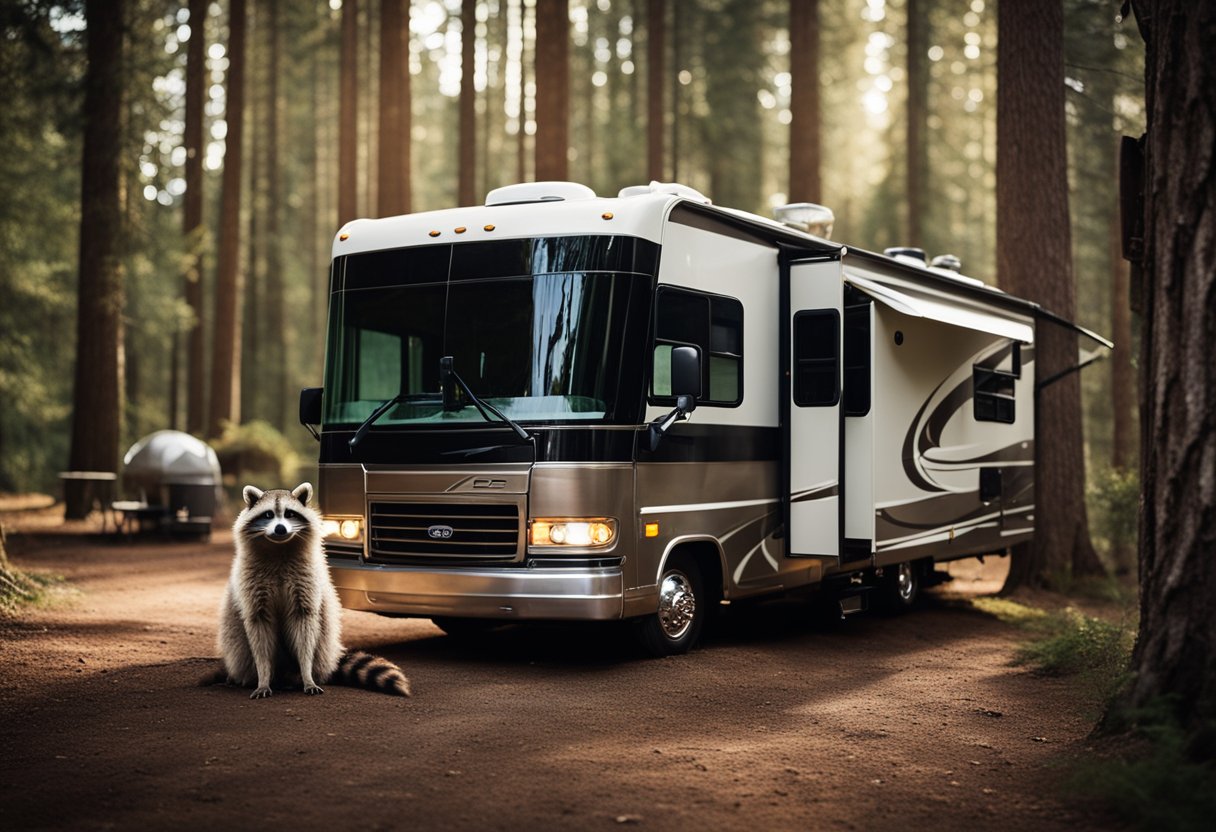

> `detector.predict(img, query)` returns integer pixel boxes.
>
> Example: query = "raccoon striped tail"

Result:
[332,650,411,696]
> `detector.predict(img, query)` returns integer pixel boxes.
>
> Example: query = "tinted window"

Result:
[793,310,840,407]
[652,287,743,406]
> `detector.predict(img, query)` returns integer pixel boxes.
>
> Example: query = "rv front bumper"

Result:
[327,559,625,620]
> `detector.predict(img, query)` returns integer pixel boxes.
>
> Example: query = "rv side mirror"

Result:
[299,388,323,440]
[670,345,702,401]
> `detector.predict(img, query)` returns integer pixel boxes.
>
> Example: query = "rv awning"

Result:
[844,272,1035,344]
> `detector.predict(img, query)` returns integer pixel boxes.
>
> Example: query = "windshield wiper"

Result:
[440,356,530,441]
[348,393,440,449]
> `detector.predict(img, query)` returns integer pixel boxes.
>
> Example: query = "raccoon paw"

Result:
[251,686,273,699]
[304,683,325,696]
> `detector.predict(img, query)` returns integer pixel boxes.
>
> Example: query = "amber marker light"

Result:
[644,522,660,538]
[455,226,467,234]
[529,518,617,548]
[429,230,441,237]
[339,233,350,241]
[602,212,614,220]
[484,224,496,231]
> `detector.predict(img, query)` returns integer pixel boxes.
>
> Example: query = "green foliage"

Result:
[0,525,63,617]
[973,597,1134,703]
[0,5,85,492]
[1088,466,1139,553]
[210,420,300,485]
[1071,704,1216,832]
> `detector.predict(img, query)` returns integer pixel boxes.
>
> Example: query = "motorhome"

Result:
[300,181,1109,655]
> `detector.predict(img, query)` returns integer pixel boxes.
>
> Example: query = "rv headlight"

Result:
[529,518,617,548]
[322,516,364,542]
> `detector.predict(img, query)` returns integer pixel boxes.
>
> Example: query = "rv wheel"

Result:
[880,561,921,613]
[635,555,705,657]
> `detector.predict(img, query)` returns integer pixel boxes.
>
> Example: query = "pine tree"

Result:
[67,0,127,518]
[997,0,1103,588]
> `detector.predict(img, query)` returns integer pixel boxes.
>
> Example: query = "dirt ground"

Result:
[1,514,1120,831]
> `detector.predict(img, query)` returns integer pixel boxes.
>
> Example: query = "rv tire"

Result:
[635,554,705,657]
[880,560,922,613]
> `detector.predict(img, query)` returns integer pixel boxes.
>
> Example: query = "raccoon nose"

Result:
[274,523,287,536]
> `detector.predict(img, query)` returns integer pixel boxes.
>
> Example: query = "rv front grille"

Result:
[368,501,521,564]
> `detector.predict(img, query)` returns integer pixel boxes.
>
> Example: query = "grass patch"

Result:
[1071,707,1216,832]
[972,597,1135,703]
[0,565,63,617]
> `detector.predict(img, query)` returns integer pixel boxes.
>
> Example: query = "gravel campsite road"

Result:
[1,529,1112,831]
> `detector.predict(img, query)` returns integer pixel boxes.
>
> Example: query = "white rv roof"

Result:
[845,271,1035,344]
[333,191,680,258]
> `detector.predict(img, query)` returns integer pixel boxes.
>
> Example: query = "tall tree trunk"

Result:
[208,0,247,439]
[242,0,261,424]
[788,0,821,204]
[534,0,569,181]
[459,0,477,205]
[338,0,358,225]
[265,0,286,430]
[646,0,665,182]
[996,0,1103,590]
[1123,0,1216,737]
[182,0,207,435]
[67,0,126,518]
[905,0,927,246]
[1109,170,1136,472]
[515,0,528,183]
[670,0,681,182]
[378,0,412,217]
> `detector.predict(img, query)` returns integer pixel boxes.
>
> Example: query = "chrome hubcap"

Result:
[658,571,696,640]
[897,563,915,601]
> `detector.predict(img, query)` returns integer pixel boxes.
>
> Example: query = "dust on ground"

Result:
[0,510,1123,831]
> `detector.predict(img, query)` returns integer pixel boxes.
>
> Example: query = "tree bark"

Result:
[996,0,1102,589]
[1124,0,1216,737]
[182,0,207,435]
[459,0,477,205]
[1110,180,1136,472]
[788,0,821,205]
[67,0,126,519]
[905,0,926,246]
[265,0,286,430]
[646,0,665,182]
[338,0,358,226]
[534,0,569,181]
[378,0,412,217]
[208,0,247,439]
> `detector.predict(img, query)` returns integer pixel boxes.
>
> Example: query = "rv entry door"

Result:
[784,257,843,558]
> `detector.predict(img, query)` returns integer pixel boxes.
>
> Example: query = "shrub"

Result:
[211,420,300,486]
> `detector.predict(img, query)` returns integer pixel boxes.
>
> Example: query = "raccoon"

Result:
[208,483,410,698]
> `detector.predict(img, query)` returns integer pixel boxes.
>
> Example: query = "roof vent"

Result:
[774,202,835,239]
[930,254,962,272]
[884,246,927,264]
[616,181,712,204]
[485,181,597,206]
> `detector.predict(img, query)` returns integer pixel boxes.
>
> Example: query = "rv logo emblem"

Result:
[427,524,454,540]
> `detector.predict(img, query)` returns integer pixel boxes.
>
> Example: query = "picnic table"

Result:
[59,471,118,526]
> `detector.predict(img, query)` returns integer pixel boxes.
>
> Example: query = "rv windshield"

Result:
[322,236,656,429]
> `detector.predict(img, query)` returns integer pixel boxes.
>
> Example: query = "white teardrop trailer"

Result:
[300,181,1109,655]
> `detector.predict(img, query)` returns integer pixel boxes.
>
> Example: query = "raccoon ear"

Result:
[242,486,264,507]
[292,482,314,506]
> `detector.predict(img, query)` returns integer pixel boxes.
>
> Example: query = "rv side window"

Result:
[793,310,840,407]
[652,287,743,406]
[973,367,1016,423]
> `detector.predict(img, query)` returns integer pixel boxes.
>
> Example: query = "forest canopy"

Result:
[0,0,1142,513]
